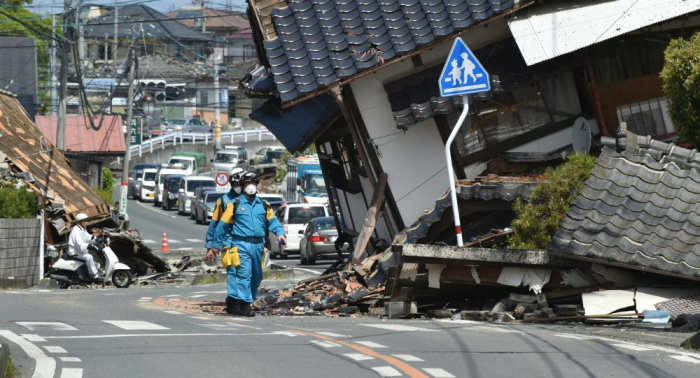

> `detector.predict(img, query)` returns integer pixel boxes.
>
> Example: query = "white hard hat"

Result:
[230,167,244,175]
[75,213,88,222]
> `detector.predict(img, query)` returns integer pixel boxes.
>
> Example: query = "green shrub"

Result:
[661,32,700,146]
[97,168,115,205]
[508,153,597,249]
[0,186,40,219]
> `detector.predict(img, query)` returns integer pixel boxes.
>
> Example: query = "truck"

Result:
[282,157,328,204]
[168,152,206,176]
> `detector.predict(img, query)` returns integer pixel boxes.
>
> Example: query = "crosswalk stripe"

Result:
[103,320,169,330]
[168,239,182,243]
[44,346,67,354]
[163,311,185,315]
[188,294,207,298]
[61,368,83,378]
[371,366,402,377]
[160,294,180,298]
[423,368,456,378]
[392,354,423,362]
[59,357,81,362]
[354,341,387,349]
[17,322,77,331]
[142,239,157,244]
[317,332,349,338]
[22,334,46,342]
[344,353,374,361]
[310,340,341,348]
[362,324,436,332]
[185,239,204,242]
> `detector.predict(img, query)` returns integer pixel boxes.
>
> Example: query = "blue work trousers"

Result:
[227,240,264,303]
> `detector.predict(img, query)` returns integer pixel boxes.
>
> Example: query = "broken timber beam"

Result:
[351,173,388,264]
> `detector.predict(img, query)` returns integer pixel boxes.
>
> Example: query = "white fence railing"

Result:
[128,129,276,158]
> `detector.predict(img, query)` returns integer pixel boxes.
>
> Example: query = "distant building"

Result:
[0,37,38,119]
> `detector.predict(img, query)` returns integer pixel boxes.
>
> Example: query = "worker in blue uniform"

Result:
[210,171,286,317]
[206,169,241,314]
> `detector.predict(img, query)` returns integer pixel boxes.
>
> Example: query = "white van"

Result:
[177,176,215,215]
[154,164,188,207]
[138,168,158,202]
[211,146,248,173]
[269,203,328,258]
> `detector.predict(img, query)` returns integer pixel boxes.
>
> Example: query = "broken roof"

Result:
[0,91,109,218]
[166,8,250,31]
[85,4,212,42]
[249,0,531,104]
[35,115,125,155]
[549,126,700,280]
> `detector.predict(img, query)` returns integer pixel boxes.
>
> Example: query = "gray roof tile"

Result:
[267,0,519,103]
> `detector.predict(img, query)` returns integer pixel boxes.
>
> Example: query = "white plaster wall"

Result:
[507,118,600,154]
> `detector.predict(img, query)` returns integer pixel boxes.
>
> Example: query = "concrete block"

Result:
[369,307,386,317]
[461,311,489,321]
[681,331,700,350]
[386,301,417,319]
[555,304,580,316]
[514,303,538,319]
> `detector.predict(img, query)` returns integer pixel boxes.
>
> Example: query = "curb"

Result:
[682,330,700,350]
[0,342,10,377]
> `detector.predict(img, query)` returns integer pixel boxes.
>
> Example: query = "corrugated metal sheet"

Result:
[507,0,700,66]
[36,115,125,154]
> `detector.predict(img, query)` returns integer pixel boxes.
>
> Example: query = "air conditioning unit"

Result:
[155,91,166,102]
[616,97,676,137]
[230,117,243,128]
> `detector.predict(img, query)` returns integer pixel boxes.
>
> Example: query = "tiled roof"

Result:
[166,8,250,30]
[549,126,700,280]
[395,178,541,244]
[254,0,525,103]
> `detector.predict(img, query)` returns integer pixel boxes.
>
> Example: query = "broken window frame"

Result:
[318,136,363,194]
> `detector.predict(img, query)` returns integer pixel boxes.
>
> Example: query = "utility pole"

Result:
[57,0,73,149]
[50,0,58,115]
[214,58,221,150]
[201,0,206,33]
[77,0,85,115]
[113,0,118,61]
[119,47,137,217]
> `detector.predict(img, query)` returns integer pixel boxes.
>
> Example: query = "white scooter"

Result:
[49,235,134,288]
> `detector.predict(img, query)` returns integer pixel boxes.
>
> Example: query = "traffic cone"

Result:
[161,231,170,252]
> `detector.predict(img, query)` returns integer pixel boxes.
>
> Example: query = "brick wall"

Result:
[0,218,41,288]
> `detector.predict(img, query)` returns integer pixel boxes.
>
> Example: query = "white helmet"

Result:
[75,213,88,222]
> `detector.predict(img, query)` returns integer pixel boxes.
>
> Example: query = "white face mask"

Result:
[233,186,241,194]
[244,184,257,196]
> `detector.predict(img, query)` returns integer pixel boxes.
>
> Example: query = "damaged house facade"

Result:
[241,0,700,312]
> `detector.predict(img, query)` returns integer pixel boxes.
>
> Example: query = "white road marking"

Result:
[344,353,374,361]
[186,239,204,242]
[371,366,402,377]
[0,330,56,378]
[554,334,595,340]
[179,248,193,251]
[669,355,700,364]
[191,316,211,321]
[392,354,423,362]
[423,368,455,378]
[160,294,181,298]
[60,368,83,378]
[436,319,479,324]
[163,311,185,315]
[59,357,81,362]
[142,239,157,244]
[611,343,654,352]
[44,346,67,354]
[317,332,349,338]
[168,239,181,243]
[198,323,262,330]
[103,320,169,330]
[23,334,46,342]
[362,324,436,332]
[272,331,300,337]
[43,332,300,339]
[139,297,153,300]
[17,322,77,331]
[171,216,177,219]
[188,294,207,298]
[354,341,387,349]
[310,340,342,348]
[469,326,523,334]
[168,298,181,301]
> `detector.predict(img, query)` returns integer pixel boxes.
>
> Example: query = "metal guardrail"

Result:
[128,129,276,158]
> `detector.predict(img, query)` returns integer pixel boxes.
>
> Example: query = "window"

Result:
[188,180,214,192]
[288,207,326,224]
[198,91,209,107]
[144,172,156,181]
[616,96,676,138]
[243,45,255,59]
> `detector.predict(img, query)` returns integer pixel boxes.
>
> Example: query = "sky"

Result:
[28,0,248,15]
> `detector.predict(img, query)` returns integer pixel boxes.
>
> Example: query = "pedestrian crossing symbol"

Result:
[439,37,490,97]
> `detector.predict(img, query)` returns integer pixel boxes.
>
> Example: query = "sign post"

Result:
[215,172,230,193]
[438,37,490,246]
[130,119,141,144]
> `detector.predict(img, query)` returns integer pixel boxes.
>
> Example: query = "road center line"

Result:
[292,330,428,378]
[0,330,56,378]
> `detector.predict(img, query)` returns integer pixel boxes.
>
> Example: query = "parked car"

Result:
[138,168,158,202]
[153,164,188,207]
[162,175,183,210]
[299,216,350,264]
[128,163,158,199]
[177,176,215,215]
[190,187,208,220]
[193,190,224,225]
[250,146,285,166]
[269,203,329,258]
[170,118,212,133]
[211,146,249,172]
[258,193,286,213]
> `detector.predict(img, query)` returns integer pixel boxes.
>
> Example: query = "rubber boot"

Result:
[241,302,255,317]
[225,296,235,314]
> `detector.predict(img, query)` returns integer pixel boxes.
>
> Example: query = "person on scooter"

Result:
[68,213,101,281]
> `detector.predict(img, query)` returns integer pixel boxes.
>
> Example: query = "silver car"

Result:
[299,216,350,265]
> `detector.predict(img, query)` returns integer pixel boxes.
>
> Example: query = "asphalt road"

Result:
[121,196,333,272]
[2,284,700,378]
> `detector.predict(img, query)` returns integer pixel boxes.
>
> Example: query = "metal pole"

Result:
[57,0,71,149]
[49,0,58,115]
[119,49,136,217]
[214,61,221,150]
[113,0,118,61]
[77,0,84,115]
[445,96,470,247]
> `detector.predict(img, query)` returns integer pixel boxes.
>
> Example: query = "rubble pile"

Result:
[252,253,390,316]
[104,229,170,275]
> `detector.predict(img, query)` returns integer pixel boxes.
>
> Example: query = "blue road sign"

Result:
[439,37,490,97]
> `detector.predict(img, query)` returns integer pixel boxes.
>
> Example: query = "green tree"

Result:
[0,186,40,219]
[0,1,54,108]
[508,153,597,249]
[96,168,115,205]
[661,32,700,146]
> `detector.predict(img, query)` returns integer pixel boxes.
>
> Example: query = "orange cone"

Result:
[161,231,170,252]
